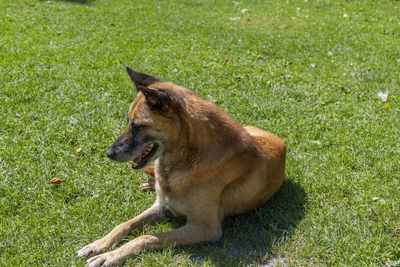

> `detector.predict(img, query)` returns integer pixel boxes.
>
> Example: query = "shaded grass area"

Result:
[0,0,399,265]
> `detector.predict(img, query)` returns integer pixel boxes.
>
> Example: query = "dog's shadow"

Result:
[178,178,306,265]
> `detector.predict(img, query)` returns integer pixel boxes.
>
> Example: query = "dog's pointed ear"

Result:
[137,86,181,112]
[126,67,161,90]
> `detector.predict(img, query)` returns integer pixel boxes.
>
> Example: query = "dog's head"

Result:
[106,67,184,169]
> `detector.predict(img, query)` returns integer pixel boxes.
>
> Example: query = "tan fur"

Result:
[77,69,286,267]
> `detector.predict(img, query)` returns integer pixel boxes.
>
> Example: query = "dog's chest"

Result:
[155,180,190,217]
[159,194,189,217]
[154,161,193,216]
[155,178,191,217]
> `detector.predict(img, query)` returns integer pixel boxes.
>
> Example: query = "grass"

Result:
[0,0,399,265]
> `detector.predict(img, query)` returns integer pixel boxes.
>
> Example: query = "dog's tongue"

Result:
[133,155,142,164]
[133,144,155,166]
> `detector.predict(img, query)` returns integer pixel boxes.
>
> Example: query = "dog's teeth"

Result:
[146,144,153,153]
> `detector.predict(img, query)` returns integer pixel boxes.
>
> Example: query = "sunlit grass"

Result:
[0,0,399,266]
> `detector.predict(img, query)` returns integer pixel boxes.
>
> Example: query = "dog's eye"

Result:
[130,120,145,131]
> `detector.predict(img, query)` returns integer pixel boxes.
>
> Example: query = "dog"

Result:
[76,67,286,266]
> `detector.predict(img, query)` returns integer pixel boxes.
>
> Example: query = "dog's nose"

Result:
[106,149,114,159]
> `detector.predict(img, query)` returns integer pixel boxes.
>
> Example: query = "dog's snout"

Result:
[106,134,131,161]
[106,148,114,159]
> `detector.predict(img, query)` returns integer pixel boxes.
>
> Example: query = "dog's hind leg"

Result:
[142,166,154,177]
[141,179,155,191]
[76,203,170,259]
[141,166,155,191]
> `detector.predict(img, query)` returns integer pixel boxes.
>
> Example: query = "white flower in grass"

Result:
[378,90,388,102]
[241,8,248,13]
[229,17,240,21]
[328,51,333,56]
[311,63,316,68]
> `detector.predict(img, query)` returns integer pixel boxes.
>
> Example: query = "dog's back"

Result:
[220,126,286,216]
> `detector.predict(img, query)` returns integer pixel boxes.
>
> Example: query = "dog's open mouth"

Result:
[132,143,158,169]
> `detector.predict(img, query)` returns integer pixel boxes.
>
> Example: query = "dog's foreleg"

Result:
[76,203,169,259]
[85,222,222,267]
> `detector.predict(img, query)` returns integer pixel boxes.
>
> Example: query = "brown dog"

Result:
[76,67,286,266]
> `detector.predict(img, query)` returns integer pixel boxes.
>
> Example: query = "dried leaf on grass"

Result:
[371,207,378,217]
[49,177,63,184]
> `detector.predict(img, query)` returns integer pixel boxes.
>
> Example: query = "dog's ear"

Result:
[138,86,181,112]
[126,67,161,90]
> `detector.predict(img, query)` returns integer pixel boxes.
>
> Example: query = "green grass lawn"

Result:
[1,0,399,265]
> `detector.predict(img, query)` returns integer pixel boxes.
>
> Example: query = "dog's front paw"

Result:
[85,252,125,267]
[76,240,109,259]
